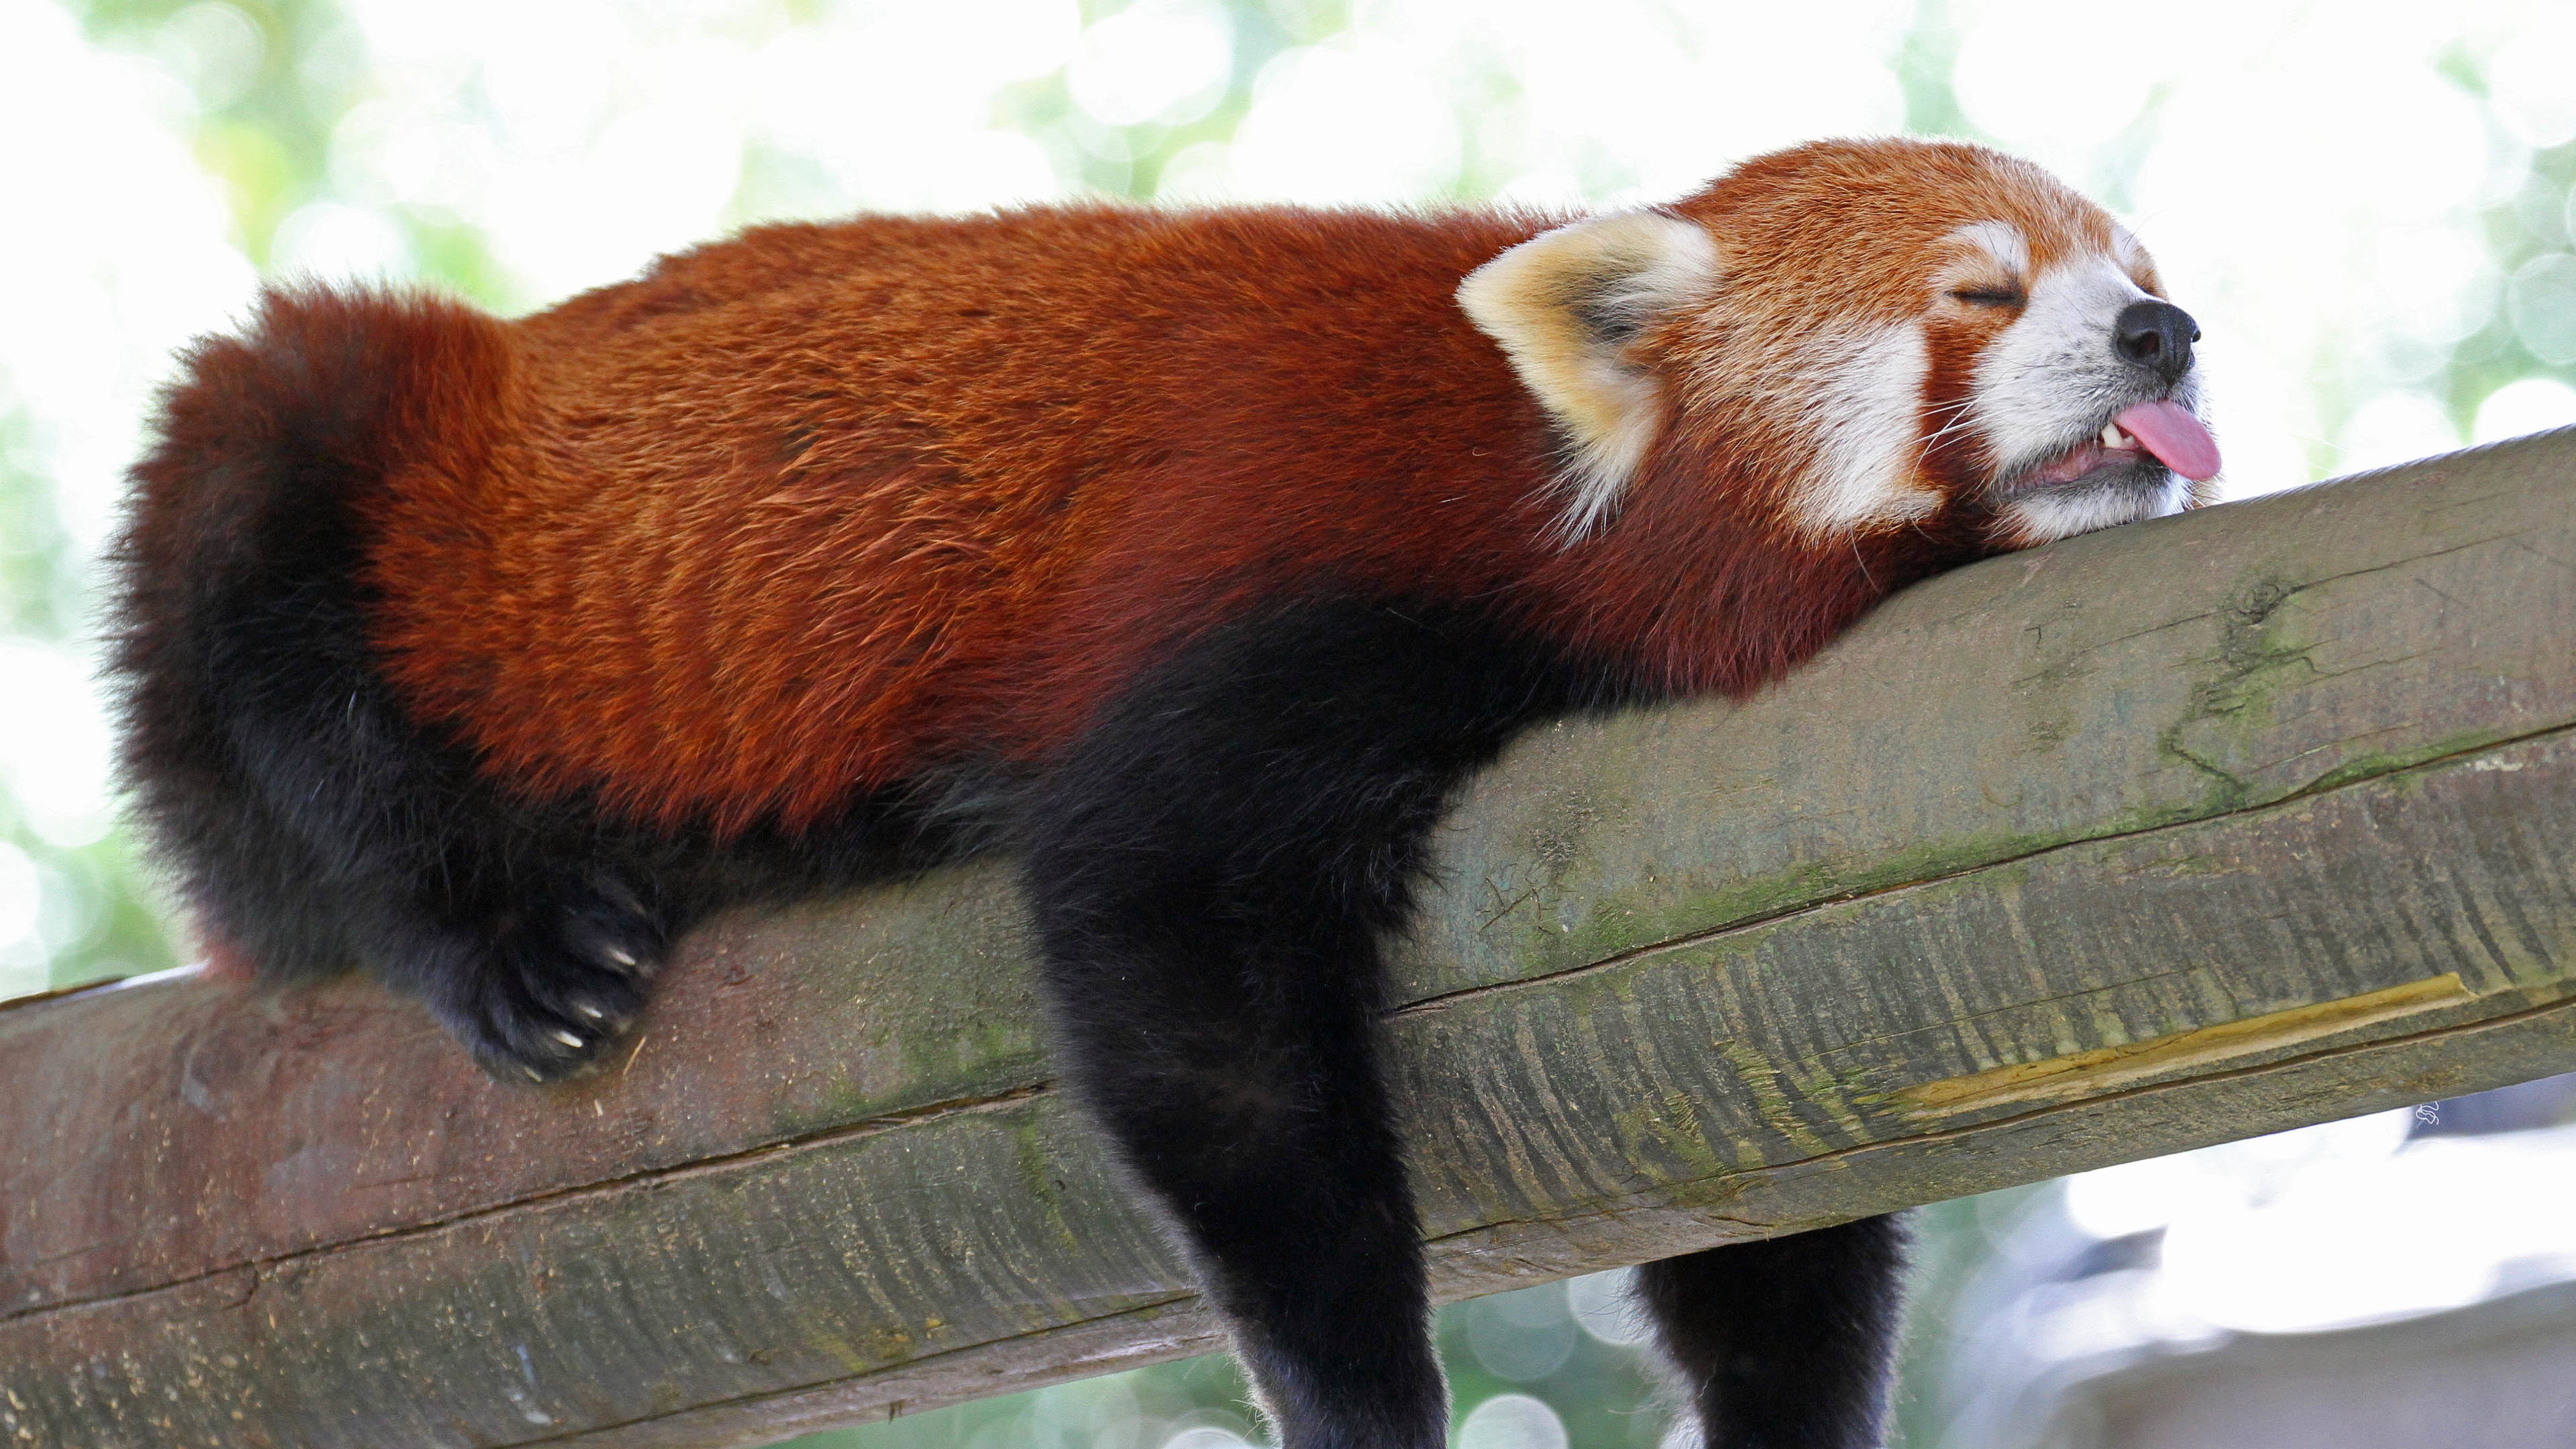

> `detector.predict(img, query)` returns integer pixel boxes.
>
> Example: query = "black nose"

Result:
[2115,299,2199,383]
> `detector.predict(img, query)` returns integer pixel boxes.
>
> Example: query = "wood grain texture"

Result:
[5,431,2574,1447]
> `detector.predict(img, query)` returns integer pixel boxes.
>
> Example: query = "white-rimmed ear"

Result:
[1457,211,1718,541]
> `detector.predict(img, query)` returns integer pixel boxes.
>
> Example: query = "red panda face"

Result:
[1459,138,2218,554]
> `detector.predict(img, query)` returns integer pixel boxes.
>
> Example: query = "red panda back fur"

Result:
[357,209,1553,835]
[351,167,2048,838]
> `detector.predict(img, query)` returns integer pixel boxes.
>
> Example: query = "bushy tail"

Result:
[110,287,516,980]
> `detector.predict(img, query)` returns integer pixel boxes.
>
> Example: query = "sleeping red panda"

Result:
[112,138,2217,1449]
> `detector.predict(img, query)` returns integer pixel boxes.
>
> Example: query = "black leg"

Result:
[174,699,676,1081]
[1032,883,1442,1447]
[1018,599,1600,1449]
[360,778,991,1081]
[138,557,676,1081]
[1635,1215,1911,1449]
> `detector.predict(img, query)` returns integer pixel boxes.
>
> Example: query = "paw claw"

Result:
[437,878,666,1084]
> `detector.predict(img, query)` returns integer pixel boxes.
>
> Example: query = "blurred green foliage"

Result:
[70,0,358,267]
[7,0,370,995]
[0,405,175,992]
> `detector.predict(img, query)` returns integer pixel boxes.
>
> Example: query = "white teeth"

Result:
[2101,422,2124,448]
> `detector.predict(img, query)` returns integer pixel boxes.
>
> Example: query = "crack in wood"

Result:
[2,1083,1056,1328]
[1894,972,2478,1115]
[1392,720,2576,1023]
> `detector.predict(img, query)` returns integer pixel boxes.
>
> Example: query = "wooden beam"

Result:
[7,432,2575,1448]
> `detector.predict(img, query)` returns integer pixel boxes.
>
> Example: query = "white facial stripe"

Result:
[1972,255,2157,477]
[1948,220,2029,280]
[1786,321,1937,534]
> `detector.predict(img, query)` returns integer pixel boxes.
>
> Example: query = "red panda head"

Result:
[1458,138,2218,554]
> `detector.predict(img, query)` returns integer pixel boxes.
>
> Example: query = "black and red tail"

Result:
[113,288,515,981]
[107,289,666,1076]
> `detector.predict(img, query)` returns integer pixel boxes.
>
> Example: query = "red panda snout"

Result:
[1968,244,2219,546]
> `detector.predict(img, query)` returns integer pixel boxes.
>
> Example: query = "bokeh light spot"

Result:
[268,201,414,281]
[2338,391,2462,474]
[2474,376,2576,443]
[151,3,266,112]
[1567,1268,1652,1346]
[1070,1,1234,128]
[1457,1393,1569,1449]
[1467,1284,1577,1382]
[0,842,38,947]
[2508,253,2576,364]
[0,640,115,848]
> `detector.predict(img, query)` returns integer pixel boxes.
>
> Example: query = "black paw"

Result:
[433,880,668,1083]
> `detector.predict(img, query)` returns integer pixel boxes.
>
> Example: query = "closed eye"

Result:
[1949,287,2026,308]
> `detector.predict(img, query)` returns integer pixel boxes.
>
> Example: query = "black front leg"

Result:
[1636,1215,1912,1449]
[1030,862,1442,1447]
[1018,599,1599,1449]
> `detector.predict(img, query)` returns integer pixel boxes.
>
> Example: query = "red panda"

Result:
[111,138,2217,1449]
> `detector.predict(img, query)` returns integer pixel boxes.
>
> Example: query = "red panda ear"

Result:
[1457,211,1719,540]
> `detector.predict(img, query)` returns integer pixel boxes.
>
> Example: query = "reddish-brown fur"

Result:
[345,142,2114,838]
[358,209,1556,834]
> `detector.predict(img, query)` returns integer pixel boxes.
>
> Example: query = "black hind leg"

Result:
[180,730,680,1080]
[132,585,678,1082]
[214,666,681,1081]
[1019,600,1598,1449]
[1635,1215,1911,1449]
[386,792,970,1081]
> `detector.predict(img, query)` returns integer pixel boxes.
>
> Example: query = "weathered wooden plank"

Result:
[3,432,2571,1447]
[0,873,1046,1316]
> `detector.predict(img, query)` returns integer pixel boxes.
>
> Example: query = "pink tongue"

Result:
[2115,399,2221,481]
